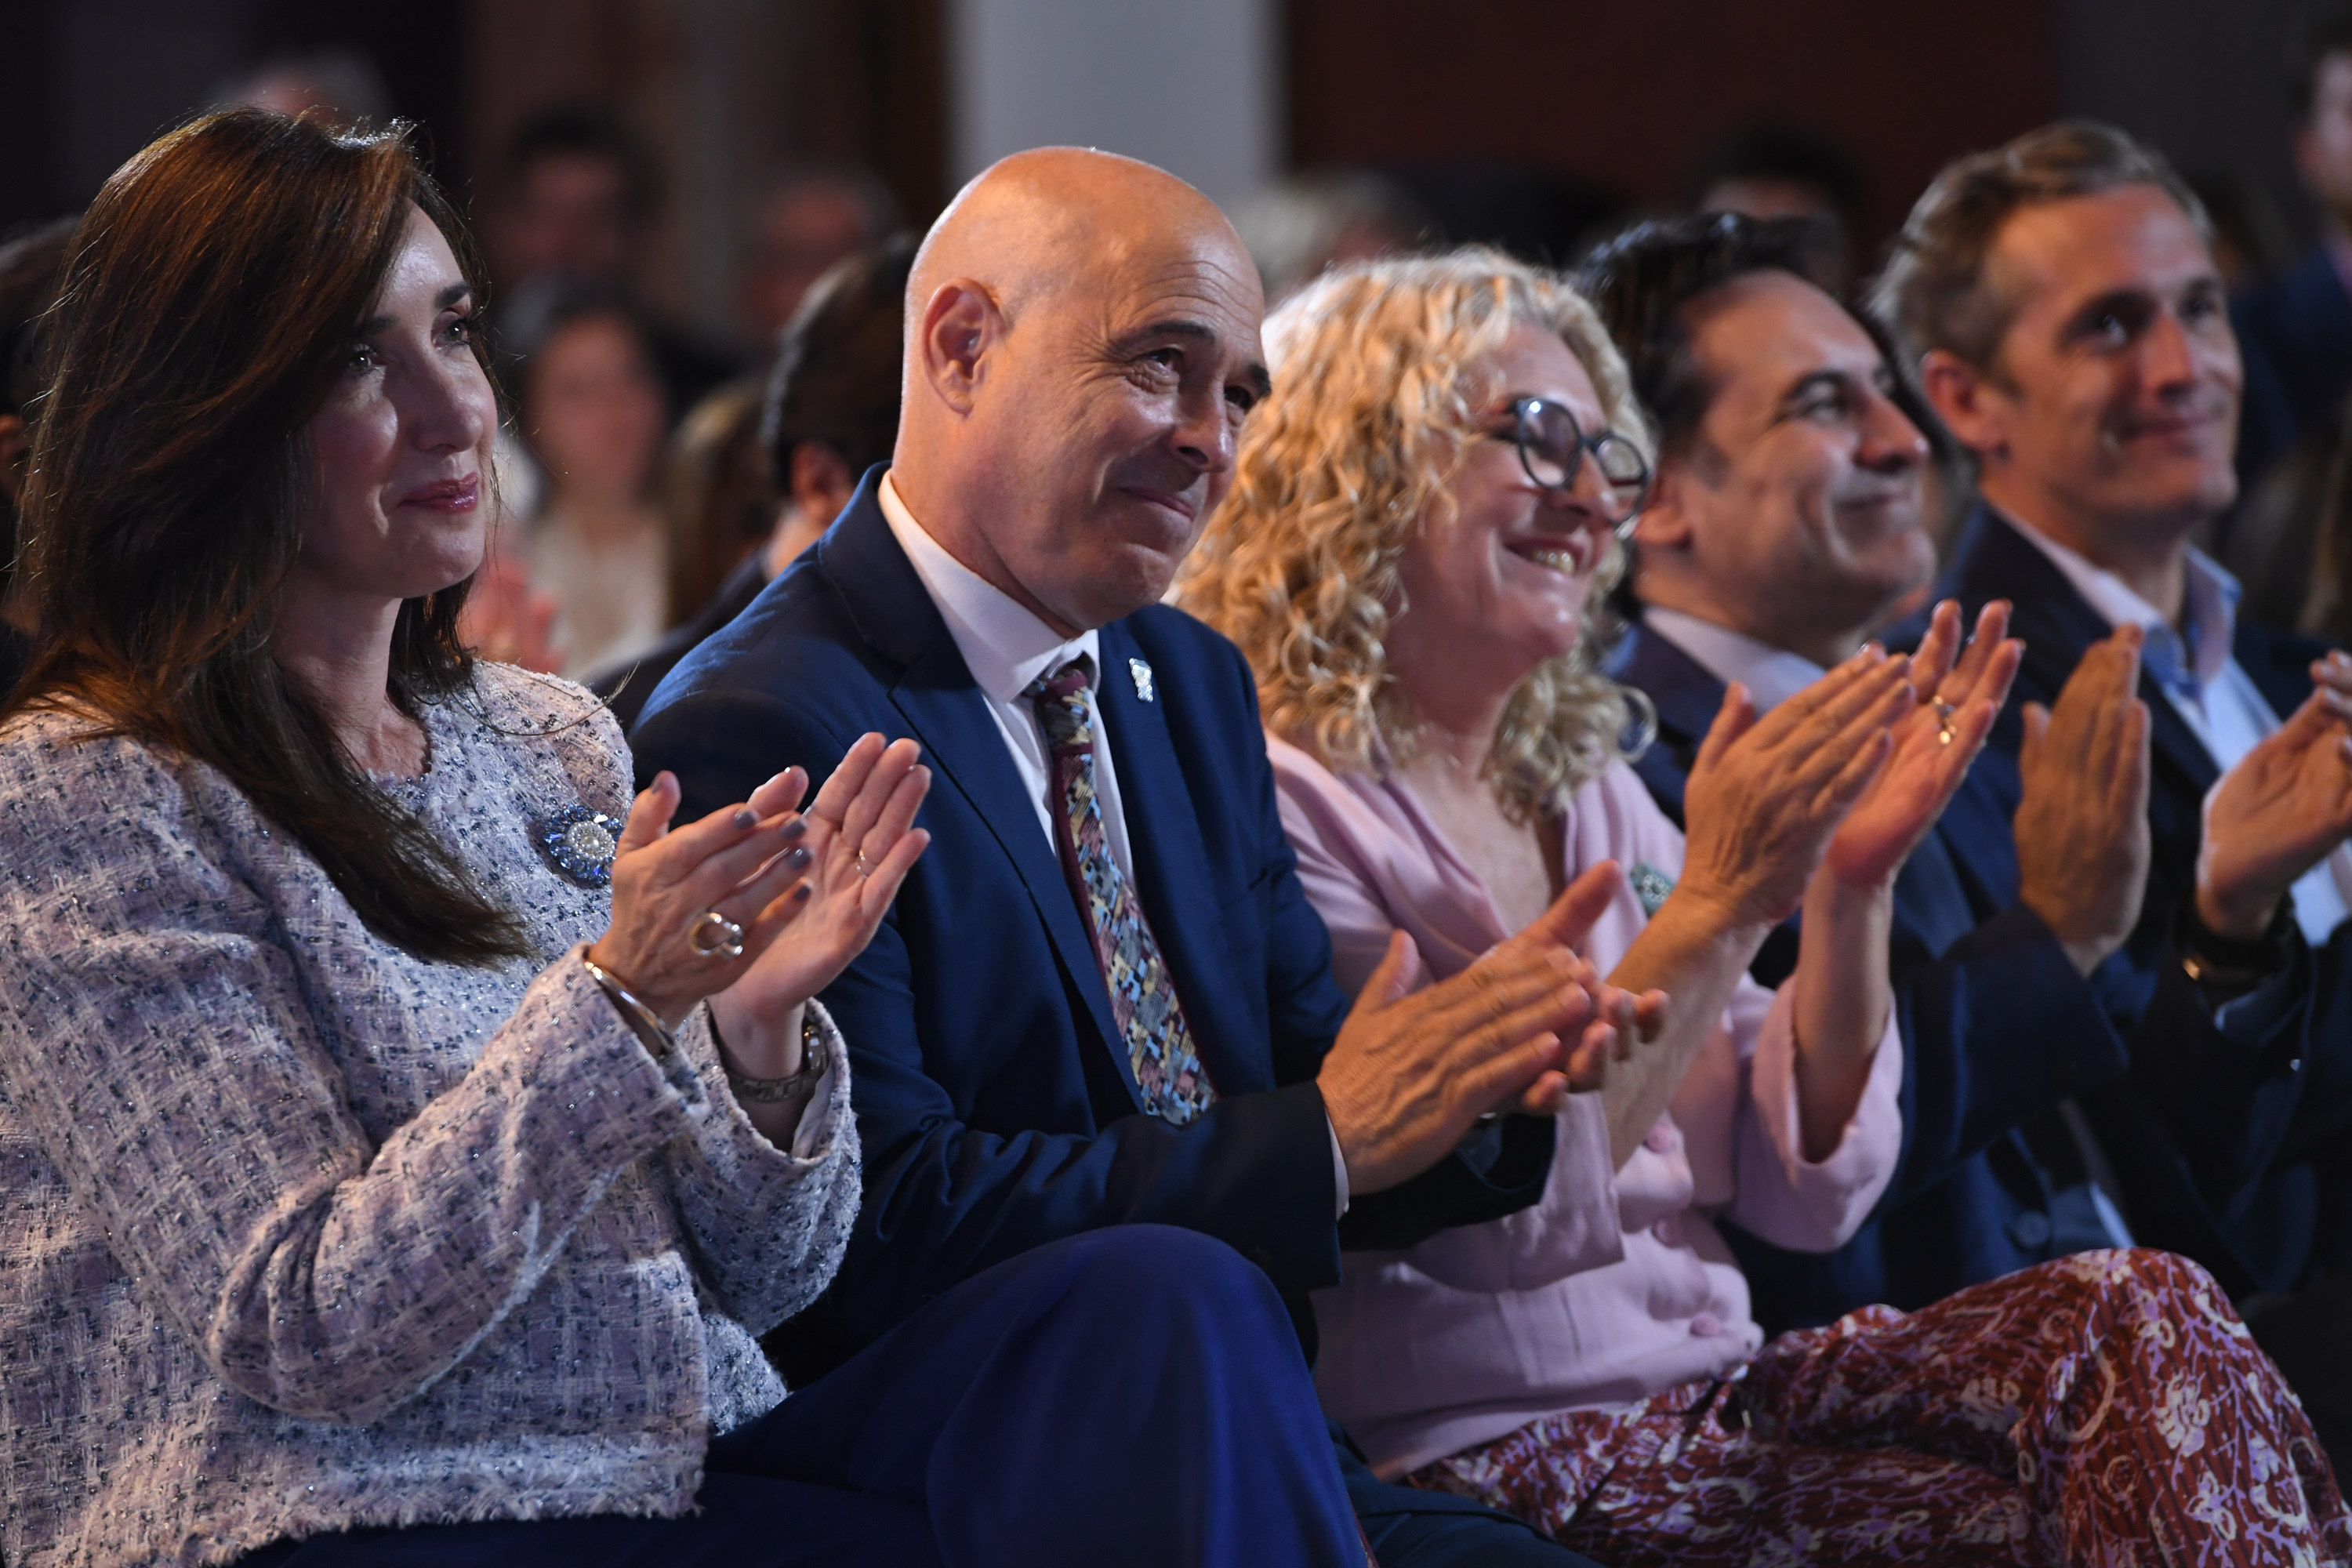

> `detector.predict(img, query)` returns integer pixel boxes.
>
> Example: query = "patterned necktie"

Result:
[1025,655,1216,1125]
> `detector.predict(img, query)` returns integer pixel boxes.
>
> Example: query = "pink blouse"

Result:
[1271,737,1903,1478]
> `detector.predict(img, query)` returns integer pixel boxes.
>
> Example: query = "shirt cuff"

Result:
[1327,1110,1350,1219]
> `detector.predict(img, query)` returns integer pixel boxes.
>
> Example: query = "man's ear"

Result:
[1917,349,2005,465]
[913,278,1000,416]
[1631,459,1697,554]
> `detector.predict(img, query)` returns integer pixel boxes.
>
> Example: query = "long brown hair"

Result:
[8,110,531,965]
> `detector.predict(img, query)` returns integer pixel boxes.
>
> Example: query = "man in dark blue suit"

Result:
[1578,212,2160,1332]
[634,147,1623,1567]
[1878,121,2352,1468]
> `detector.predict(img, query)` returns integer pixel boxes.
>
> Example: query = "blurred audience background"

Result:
[5,0,2350,658]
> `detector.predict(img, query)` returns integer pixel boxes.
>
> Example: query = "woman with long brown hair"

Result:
[0,111,1370,1568]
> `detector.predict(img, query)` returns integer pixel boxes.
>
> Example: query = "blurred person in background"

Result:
[1686,123,1866,292]
[213,47,391,129]
[0,219,74,695]
[2227,5,2352,622]
[598,238,913,731]
[661,378,779,631]
[489,106,742,416]
[517,292,672,677]
[739,165,902,349]
[1230,170,1432,306]
[1882,118,2352,1472]
[2234,0,2352,502]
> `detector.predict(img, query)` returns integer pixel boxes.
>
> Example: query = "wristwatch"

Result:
[2176,894,2296,996]
[719,1008,830,1105]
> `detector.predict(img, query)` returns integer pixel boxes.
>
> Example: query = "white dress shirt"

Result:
[2005,519,2352,947]
[1641,604,2136,1250]
[878,473,1135,883]
[878,473,1351,1213]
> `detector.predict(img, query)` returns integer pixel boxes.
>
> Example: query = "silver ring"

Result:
[1933,699,1958,746]
[686,909,746,960]
[854,849,874,880]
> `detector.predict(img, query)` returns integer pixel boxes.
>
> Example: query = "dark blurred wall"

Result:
[1287,0,2063,261]
[2063,0,2312,254]
[470,0,943,346]
[0,0,466,230]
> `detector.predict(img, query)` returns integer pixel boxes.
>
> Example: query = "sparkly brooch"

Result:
[535,804,622,887]
[1628,860,1675,918]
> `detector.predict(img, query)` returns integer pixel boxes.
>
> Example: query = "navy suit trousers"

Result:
[233,1228,1370,1568]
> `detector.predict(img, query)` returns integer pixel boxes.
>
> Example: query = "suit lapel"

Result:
[1094,622,1268,1095]
[1951,504,2220,797]
[1609,619,1728,827]
[818,476,1128,1080]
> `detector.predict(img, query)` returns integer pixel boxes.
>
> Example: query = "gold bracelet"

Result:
[582,956,676,1059]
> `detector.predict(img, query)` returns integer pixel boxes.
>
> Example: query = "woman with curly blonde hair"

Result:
[1178,252,2345,1562]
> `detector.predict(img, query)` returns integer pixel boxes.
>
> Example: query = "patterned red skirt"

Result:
[1407,1250,2349,1566]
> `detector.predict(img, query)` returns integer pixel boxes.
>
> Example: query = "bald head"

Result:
[909,148,1243,326]
[891,148,1269,636]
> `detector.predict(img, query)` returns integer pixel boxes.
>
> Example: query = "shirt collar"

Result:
[1640,605,1828,713]
[1999,508,2239,697]
[877,470,1101,704]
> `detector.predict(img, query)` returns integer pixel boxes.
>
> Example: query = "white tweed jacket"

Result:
[0,665,860,1568]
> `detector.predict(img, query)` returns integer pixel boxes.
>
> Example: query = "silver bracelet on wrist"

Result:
[717,1008,829,1105]
[582,956,676,1059]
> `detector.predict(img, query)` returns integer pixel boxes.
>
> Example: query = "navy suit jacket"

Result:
[1610,618,2130,1330]
[1904,505,2352,1297]
[630,473,1556,1378]
[2233,246,2352,494]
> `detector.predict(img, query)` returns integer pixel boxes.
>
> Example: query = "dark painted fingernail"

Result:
[786,845,811,869]
[779,816,807,840]
[731,808,757,829]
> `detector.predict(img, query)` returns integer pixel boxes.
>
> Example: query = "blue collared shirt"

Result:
[2007,522,2352,948]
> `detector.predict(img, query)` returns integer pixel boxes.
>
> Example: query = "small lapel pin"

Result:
[1129,657,1156,702]
[1628,861,1675,918]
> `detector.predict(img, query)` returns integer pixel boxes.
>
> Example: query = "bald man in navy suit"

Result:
[636,148,1632,1568]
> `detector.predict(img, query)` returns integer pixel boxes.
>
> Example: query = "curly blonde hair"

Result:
[1176,248,1654,821]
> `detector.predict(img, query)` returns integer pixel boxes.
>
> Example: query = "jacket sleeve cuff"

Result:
[1735,983,1904,1251]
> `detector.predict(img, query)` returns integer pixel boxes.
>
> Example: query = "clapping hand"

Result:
[710,733,931,1055]
[2197,658,2352,939]
[1823,600,2020,891]
[1676,645,1918,930]
[1318,860,1663,1196]
[2015,626,2152,973]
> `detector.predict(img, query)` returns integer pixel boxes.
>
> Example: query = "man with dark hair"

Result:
[1582,211,2160,1329]
[1879,118,2352,1468]
[491,104,740,415]
[739,165,904,346]
[2234,0,2352,492]
[597,237,916,728]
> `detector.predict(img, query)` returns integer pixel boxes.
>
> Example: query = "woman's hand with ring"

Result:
[585,767,816,1027]
[709,733,933,1075]
[1821,598,2019,892]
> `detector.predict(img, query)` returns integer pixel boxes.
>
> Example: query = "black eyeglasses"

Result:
[1493,396,1651,537]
